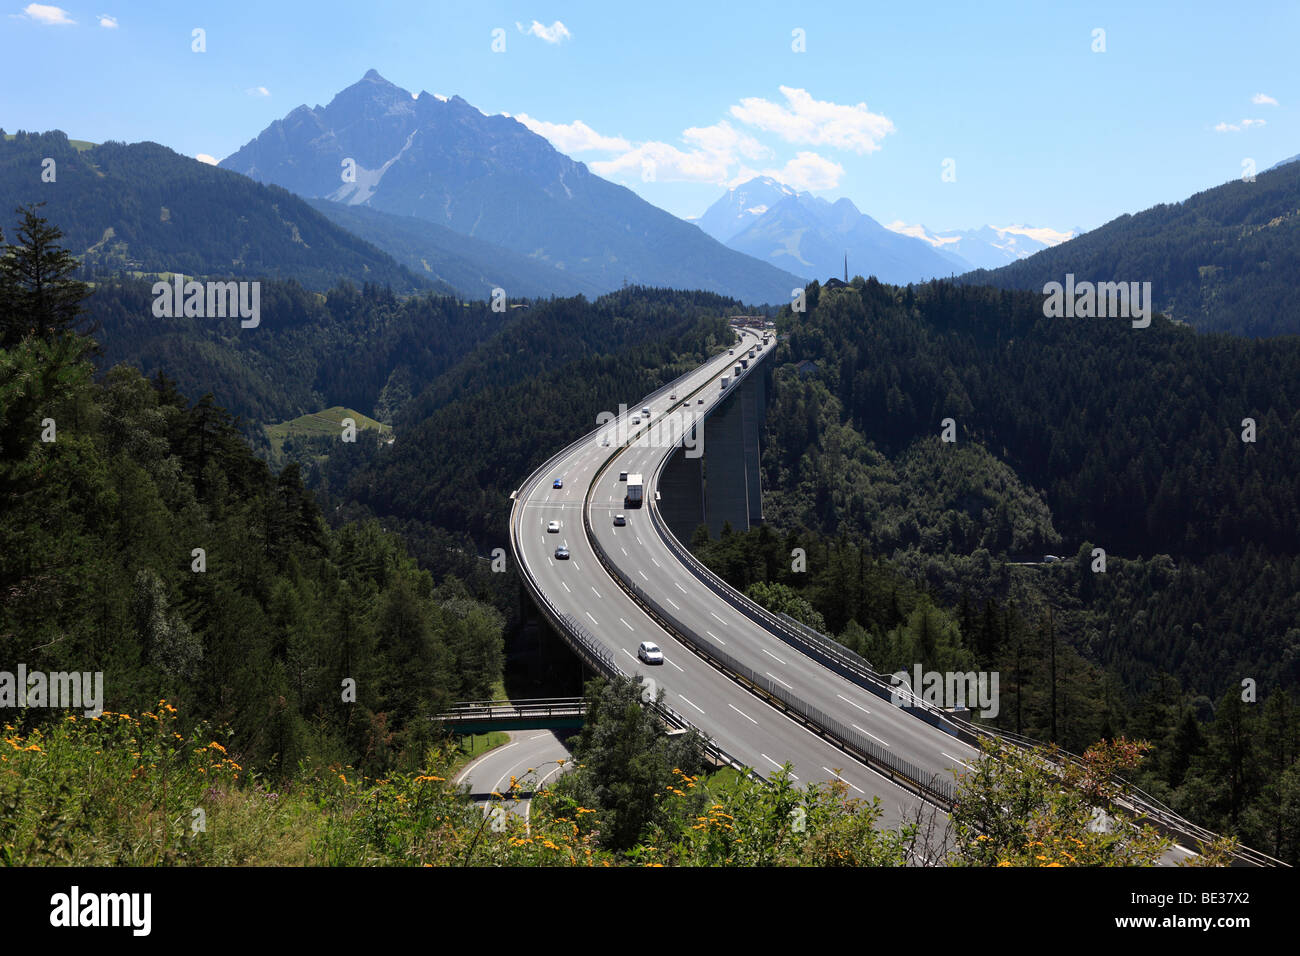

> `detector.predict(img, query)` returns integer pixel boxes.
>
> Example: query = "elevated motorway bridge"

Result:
[506,324,1281,866]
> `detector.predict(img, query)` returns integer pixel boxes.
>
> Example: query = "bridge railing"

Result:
[641,408,1290,864]
[584,442,956,807]
[507,344,765,783]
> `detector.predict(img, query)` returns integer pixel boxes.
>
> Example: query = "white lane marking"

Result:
[706,630,725,646]
[666,598,680,610]
[562,581,571,593]
[759,754,797,779]
[585,612,598,625]
[729,703,757,724]
[674,581,687,593]
[766,671,792,689]
[529,733,550,740]
[852,723,890,747]
[620,618,634,631]
[664,658,684,672]
[709,611,729,626]
[823,767,865,794]
[573,561,581,570]
[651,557,660,568]
[761,648,786,665]
[455,740,519,785]
[636,536,642,544]
[679,695,704,714]
[591,587,601,598]
[837,694,871,715]
[621,547,628,556]
[608,495,613,502]
[942,752,974,771]
[638,570,648,580]
[544,495,550,502]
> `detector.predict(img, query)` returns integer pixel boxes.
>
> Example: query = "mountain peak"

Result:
[361,68,390,83]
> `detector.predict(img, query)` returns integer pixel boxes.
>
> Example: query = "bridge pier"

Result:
[658,362,768,542]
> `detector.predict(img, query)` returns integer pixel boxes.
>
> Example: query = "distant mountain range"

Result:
[883,222,1073,271]
[692,176,1070,283]
[220,70,803,304]
[305,199,605,299]
[0,129,434,294]
[963,155,1300,337]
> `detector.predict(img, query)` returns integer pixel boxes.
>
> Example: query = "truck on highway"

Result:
[625,473,644,508]
[734,363,743,378]
[720,376,730,389]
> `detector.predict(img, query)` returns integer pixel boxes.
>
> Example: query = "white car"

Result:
[637,641,663,665]
[631,417,641,425]
[613,514,626,526]
[547,521,560,533]
[554,546,570,560]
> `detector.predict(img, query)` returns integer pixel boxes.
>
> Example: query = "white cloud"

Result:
[195,154,219,166]
[682,121,769,162]
[97,13,117,28]
[1251,92,1279,106]
[759,151,844,191]
[245,86,271,98]
[1215,118,1266,132]
[516,19,571,43]
[592,141,730,184]
[730,86,895,154]
[519,115,763,184]
[19,4,75,25]
[515,114,630,152]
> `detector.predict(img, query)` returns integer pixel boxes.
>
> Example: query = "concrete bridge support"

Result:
[659,366,767,542]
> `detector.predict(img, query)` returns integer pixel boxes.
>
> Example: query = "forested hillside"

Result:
[87,277,506,434]
[962,157,1300,337]
[688,277,1300,859]
[0,213,504,777]
[0,130,434,293]
[305,288,737,557]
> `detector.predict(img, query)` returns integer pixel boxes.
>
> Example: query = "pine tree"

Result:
[0,203,93,348]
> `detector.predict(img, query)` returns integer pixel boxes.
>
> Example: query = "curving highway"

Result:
[506,323,1275,866]
[510,326,976,832]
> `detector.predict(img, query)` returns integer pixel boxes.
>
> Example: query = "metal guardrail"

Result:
[440,698,588,719]
[506,341,764,782]
[641,419,1287,865]
[510,331,1285,864]
[579,346,958,809]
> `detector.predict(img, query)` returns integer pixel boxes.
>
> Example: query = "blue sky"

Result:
[2,0,1296,237]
